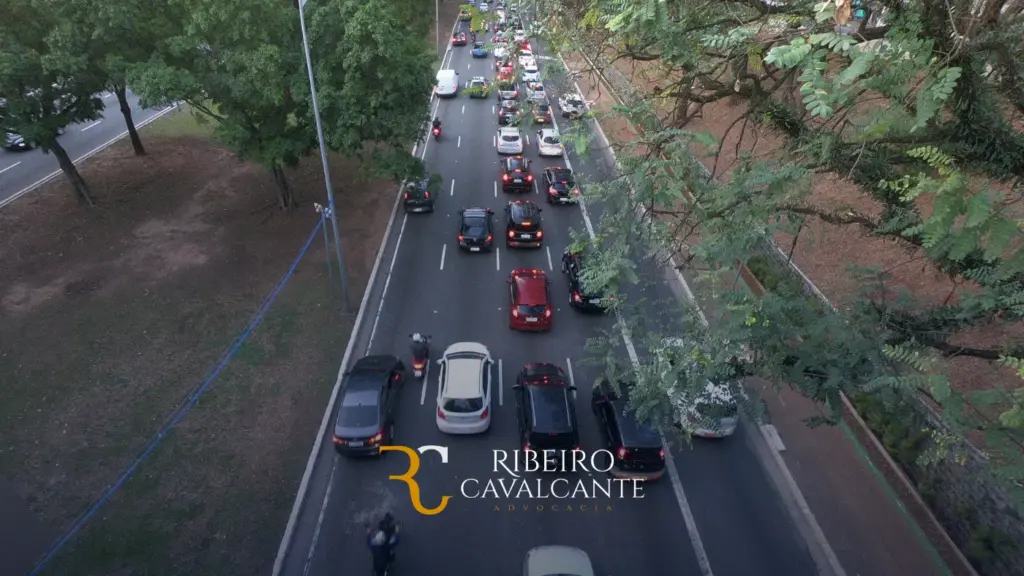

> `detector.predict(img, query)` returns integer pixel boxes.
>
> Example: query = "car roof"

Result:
[508,200,539,218]
[527,386,572,431]
[443,357,486,399]
[539,129,557,137]
[443,341,491,358]
[595,381,663,446]
[462,207,490,218]
[505,155,527,168]
[512,269,548,304]
[525,546,594,576]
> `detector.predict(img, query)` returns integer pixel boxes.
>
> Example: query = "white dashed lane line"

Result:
[0,161,21,175]
[450,179,456,196]
[439,244,447,271]
[80,120,102,131]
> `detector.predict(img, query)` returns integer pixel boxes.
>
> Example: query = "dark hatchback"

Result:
[332,355,405,456]
[500,155,533,193]
[498,100,520,126]
[513,362,580,468]
[505,200,543,248]
[592,379,666,479]
[561,249,609,312]
[544,167,579,205]
[458,207,495,252]
[402,177,436,213]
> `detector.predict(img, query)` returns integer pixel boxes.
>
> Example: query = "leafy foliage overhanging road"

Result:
[0,0,436,209]
[541,0,1024,491]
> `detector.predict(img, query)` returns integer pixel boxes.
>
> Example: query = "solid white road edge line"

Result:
[301,454,338,576]
[277,16,461,576]
[368,214,408,350]
[81,120,102,131]
[497,358,504,406]
[1,104,177,210]
[420,363,430,405]
[565,357,577,401]
[439,244,447,270]
[0,161,21,175]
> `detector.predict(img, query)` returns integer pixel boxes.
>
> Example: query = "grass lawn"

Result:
[0,105,397,576]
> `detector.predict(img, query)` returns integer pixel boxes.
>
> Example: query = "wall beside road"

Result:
[578,48,1024,576]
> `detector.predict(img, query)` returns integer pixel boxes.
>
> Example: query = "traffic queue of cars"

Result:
[333,3,739,487]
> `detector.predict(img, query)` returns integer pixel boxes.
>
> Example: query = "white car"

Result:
[525,546,595,576]
[526,82,546,102]
[558,93,586,118]
[659,338,742,438]
[497,126,524,154]
[436,342,493,434]
[514,30,526,42]
[493,46,508,59]
[518,49,534,62]
[536,128,563,157]
[521,65,541,83]
[479,2,490,12]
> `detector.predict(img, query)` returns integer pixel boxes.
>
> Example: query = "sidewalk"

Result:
[560,52,966,576]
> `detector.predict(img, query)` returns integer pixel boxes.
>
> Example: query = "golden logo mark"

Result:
[379,445,452,515]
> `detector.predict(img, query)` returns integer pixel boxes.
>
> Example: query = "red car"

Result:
[497,64,514,82]
[507,269,552,331]
[452,32,468,46]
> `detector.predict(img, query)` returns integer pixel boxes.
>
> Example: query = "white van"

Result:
[435,69,459,98]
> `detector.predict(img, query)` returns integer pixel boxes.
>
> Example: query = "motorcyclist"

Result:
[432,117,442,130]
[366,516,399,576]
[410,333,429,359]
[471,30,477,42]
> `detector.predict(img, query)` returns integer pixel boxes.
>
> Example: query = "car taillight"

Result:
[486,234,493,242]
[458,234,464,242]
[370,431,384,444]
[659,448,666,460]
[573,189,580,195]
[480,407,489,420]
[502,174,510,182]
[424,191,430,198]
[403,193,409,199]
[523,443,533,453]
[544,307,551,318]
[536,230,543,239]
[508,229,515,238]
[412,360,425,369]
[573,291,582,303]
[512,308,519,318]
[526,174,533,182]
[617,447,629,459]
[437,407,446,420]
[548,187,556,194]
[332,435,344,445]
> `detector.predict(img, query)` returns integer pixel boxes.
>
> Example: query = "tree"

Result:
[0,0,108,205]
[543,0,1024,482]
[84,0,183,156]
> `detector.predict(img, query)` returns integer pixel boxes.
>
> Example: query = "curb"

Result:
[568,48,975,576]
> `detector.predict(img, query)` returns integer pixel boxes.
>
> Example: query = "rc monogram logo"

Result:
[379,445,452,515]
[383,445,646,516]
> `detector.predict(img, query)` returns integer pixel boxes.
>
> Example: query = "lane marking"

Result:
[534,180,539,194]
[468,62,471,70]
[492,105,496,114]
[545,246,554,270]
[367,213,408,349]
[525,133,530,146]
[2,104,176,210]
[450,179,456,196]
[0,161,22,175]
[498,358,504,406]
[495,247,500,270]
[420,363,431,405]
[565,356,576,388]
[493,134,497,147]
[415,98,442,161]
[494,181,498,197]
[762,424,786,452]
[81,120,102,131]
[462,104,465,115]
[302,454,338,576]
[439,244,447,270]
[102,92,115,99]
[457,135,462,148]
[281,13,462,576]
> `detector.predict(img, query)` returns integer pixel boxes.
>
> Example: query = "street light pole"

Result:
[298,0,350,308]
[435,0,440,56]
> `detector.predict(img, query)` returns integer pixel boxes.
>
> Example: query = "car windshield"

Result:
[501,134,520,142]
[339,389,379,427]
[474,43,484,49]
[472,81,486,87]
[695,400,738,419]
[517,304,547,315]
[613,400,661,444]
[444,397,484,413]
[463,216,487,235]
[543,136,559,144]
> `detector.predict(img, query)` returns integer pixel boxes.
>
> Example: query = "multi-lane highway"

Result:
[276,14,821,576]
[0,89,173,207]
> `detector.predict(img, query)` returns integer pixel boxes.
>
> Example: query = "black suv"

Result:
[500,155,533,193]
[513,363,580,464]
[332,355,405,456]
[592,379,666,479]
[505,200,543,248]
[457,207,495,252]
[561,249,608,311]
[402,177,436,213]
[543,167,579,205]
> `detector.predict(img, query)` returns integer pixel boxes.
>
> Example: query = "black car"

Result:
[592,379,666,479]
[513,363,580,464]
[505,199,543,248]
[543,167,579,205]
[332,355,405,456]
[457,207,495,252]
[498,100,520,126]
[500,155,533,193]
[561,249,608,311]
[402,177,436,213]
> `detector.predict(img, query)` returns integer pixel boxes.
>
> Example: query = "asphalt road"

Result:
[279,20,819,576]
[0,89,168,206]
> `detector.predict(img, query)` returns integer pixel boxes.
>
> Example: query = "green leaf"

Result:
[963,193,992,228]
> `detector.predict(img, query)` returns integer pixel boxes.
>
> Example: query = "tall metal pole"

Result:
[298,0,349,308]
[435,0,440,56]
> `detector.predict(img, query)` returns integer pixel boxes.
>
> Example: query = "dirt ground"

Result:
[0,116,396,575]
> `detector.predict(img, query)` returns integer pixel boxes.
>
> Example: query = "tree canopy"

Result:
[543,0,1024,491]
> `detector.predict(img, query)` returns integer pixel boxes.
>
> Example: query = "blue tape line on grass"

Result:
[29,214,327,576]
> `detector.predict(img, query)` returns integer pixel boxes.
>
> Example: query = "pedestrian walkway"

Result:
[560,52,963,576]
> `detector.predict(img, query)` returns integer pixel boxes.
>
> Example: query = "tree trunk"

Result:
[271,164,298,211]
[114,84,146,156]
[49,140,96,206]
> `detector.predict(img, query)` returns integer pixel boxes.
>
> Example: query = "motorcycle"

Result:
[367,514,400,576]
[432,125,441,141]
[409,334,432,378]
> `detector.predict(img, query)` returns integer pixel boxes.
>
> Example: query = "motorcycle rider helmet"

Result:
[412,333,424,343]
